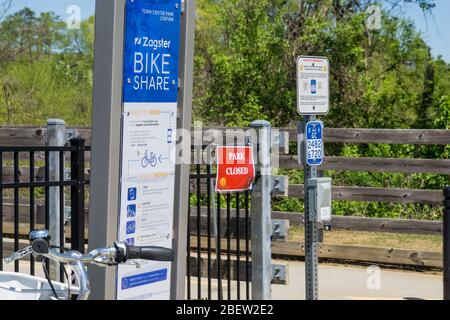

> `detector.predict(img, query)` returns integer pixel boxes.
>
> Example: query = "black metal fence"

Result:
[186,162,254,300]
[0,138,90,279]
[1,136,257,300]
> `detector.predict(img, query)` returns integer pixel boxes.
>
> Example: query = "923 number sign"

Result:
[305,121,324,167]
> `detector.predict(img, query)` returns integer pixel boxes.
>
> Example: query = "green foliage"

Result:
[194,0,447,130]
[434,96,450,129]
[194,0,291,127]
[0,2,449,220]
[1,58,91,125]
[0,8,94,125]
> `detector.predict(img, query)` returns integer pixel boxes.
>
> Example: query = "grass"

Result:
[289,226,443,253]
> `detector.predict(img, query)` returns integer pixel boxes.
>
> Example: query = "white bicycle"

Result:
[0,230,174,300]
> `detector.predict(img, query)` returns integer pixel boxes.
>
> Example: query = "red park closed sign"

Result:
[215,146,256,193]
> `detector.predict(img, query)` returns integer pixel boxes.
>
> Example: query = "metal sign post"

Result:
[304,115,319,301]
[89,0,195,300]
[171,0,196,301]
[297,56,331,300]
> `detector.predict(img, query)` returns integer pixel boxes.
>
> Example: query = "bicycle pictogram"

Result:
[141,150,160,168]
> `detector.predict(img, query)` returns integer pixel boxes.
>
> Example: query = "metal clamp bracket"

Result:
[272,264,288,285]
[272,176,289,197]
[66,128,78,144]
[272,220,289,242]
[271,130,290,155]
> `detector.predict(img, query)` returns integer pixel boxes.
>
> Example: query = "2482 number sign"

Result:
[305,121,324,167]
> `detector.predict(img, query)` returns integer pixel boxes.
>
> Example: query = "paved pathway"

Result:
[3,260,444,300]
[188,260,443,300]
[272,260,443,300]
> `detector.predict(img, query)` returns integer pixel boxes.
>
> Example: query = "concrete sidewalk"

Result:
[188,260,443,300]
[272,260,442,300]
[4,259,444,300]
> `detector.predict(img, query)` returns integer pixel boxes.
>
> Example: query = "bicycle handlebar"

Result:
[4,241,174,267]
[120,244,175,262]
[2,230,175,301]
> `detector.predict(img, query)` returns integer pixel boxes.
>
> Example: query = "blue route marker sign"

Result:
[305,121,324,166]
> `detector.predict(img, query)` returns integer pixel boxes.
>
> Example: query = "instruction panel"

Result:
[297,56,330,115]
[117,0,181,300]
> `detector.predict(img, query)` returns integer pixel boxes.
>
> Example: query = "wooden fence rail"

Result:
[2,163,445,205]
[286,128,450,145]
[190,180,443,205]
[2,126,450,146]
[278,155,450,174]
[1,125,448,269]
[1,198,443,236]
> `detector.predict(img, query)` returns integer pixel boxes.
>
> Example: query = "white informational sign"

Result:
[297,56,330,115]
[116,0,182,300]
[117,103,177,300]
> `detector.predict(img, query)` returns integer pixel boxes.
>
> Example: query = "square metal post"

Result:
[301,115,319,300]
[171,0,196,300]
[46,119,66,281]
[250,120,273,300]
[89,0,195,300]
[88,0,125,300]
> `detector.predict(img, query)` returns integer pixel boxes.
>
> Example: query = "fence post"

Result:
[250,120,272,300]
[70,137,86,253]
[46,119,66,280]
[444,187,450,300]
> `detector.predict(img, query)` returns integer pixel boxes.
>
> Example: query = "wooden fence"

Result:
[1,125,448,268]
[1,125,447,207]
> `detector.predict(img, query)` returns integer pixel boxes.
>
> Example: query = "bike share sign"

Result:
[305,121,324,166]
[117,0,182,300]
[215,146,255,193]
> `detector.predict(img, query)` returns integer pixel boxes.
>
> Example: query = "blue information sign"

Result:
[305,121,324,166]
[117,0,182,300]
[123,0,182,103]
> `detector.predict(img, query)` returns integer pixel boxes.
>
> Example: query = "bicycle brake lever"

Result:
[4,246,33,264]
[92,256,117,267]
[122,260,142,269]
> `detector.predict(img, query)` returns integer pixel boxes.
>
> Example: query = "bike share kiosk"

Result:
[89,0,195,300]
[297,56,332,300]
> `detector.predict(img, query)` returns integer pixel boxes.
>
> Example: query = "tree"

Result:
[193,0,442,128]
[0,8,66,63]
[0,0,13,20]
[0,9,94,125]
[195,0,292,126]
